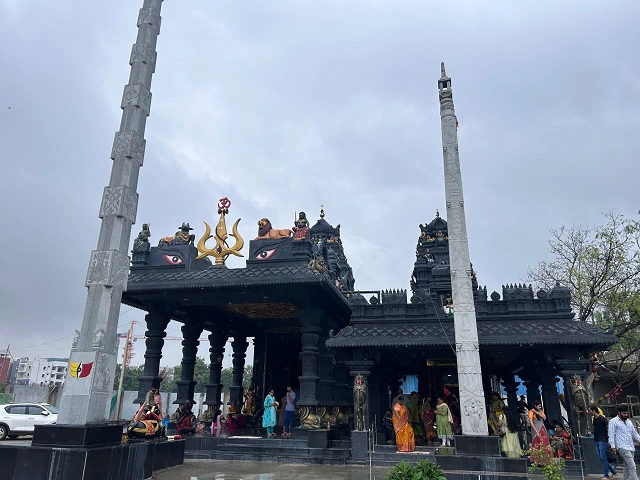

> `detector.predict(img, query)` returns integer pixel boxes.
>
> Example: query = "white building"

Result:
[15,357,68,387]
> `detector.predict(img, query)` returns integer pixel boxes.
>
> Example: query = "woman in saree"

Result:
[421,398,437,445]
[550,420,573,460]
[435,395,453,446]
[528,401,551,462]
[488,391,506,436]
[262,389,278,438]
[392,396,415,452]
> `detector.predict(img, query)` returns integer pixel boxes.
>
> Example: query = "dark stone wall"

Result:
[0,439,184,480]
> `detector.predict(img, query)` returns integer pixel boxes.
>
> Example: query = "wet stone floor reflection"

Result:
[151,459,391,480]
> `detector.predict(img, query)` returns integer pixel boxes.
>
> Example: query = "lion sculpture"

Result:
[255,218,292,240]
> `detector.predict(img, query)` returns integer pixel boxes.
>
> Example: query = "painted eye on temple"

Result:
[255,248,276,260]
[164,254,183,265]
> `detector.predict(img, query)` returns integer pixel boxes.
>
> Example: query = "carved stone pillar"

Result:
[317,331,335,405]
[136,311,170,403]
[229,335,248,406]
[252,335,266,401]
[174,323,203,405]
[557,360,590,435]
[522,375,542,406]
[204,326,227,407]
[541,374,561,424]
[501,375,519,417]
[298,309,322,406]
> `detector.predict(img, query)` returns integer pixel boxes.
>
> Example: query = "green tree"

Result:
[167,357,210,393]
[113,364,145,391]
[527,211,640,386]
[159,358,253,394]
[220,364,253,393]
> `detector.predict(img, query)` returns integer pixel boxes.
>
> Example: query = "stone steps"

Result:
[362,443,530,480]
[184,435,351,465]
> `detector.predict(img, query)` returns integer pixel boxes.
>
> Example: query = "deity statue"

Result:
[159,222,195,246]
[353,374,367,431]
[292,212,310,240]
[243,382,257,416]
[132,223,151,252]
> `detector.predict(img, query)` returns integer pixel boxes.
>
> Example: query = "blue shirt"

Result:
[285,391,296,412]
[608,416,640,451]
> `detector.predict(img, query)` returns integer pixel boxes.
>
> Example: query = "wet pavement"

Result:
[151,459,392,480]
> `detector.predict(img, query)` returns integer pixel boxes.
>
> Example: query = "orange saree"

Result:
[393,402,415,452]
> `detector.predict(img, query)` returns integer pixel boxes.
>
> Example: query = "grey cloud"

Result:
[1,1,637,366]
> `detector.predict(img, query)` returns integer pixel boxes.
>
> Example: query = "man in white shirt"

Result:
[609,405,640,480]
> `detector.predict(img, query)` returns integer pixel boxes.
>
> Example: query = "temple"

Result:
[121,206,616,463]
[117,68,617,471]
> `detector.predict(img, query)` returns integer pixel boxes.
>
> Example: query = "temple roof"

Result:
[326,319,617,348]
[127,263,336,291]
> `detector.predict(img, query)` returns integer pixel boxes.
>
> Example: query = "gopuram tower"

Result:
[438,63,488,436]
[57,0,164,425]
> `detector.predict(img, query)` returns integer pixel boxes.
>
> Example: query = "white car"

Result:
[0,402,59,439]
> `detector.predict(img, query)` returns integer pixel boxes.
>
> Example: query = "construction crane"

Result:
[116,320,210,367]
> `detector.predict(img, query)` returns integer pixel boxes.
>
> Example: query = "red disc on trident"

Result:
[218,197,231,213]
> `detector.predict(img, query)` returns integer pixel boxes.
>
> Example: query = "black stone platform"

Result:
[183,434,351,465]
[0,424,185,480]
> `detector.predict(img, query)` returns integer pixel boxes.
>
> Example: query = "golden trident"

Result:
[196,197,244,265]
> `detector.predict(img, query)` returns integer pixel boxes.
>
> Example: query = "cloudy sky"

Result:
[1,1,638,369]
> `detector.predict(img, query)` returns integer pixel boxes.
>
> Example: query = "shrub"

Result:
[384,459,446,480]
[528,443,565,480]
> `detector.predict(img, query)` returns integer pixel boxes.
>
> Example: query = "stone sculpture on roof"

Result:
[255,218,292,240]
[292,212,310,240]
[159,222,195,246]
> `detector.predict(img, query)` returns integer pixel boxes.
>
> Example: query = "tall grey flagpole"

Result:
[57,0,163,424]
[438,63,488,435]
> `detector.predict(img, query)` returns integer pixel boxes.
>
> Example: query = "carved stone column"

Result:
[57,0,164,426]
[174,323,203,405]
[541,374,561,424]
[229,335,248,406]
[438,63,488,436]
[522,375,542,406]
[252,335,266,401]
[501,375,519,417]
[204,326,227,407]
[135,311,170,403]
[298,309,322,406]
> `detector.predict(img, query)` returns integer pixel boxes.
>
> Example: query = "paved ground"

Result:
[151,459,629,480]
[0,437,32,446]
[151,459,392,480]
